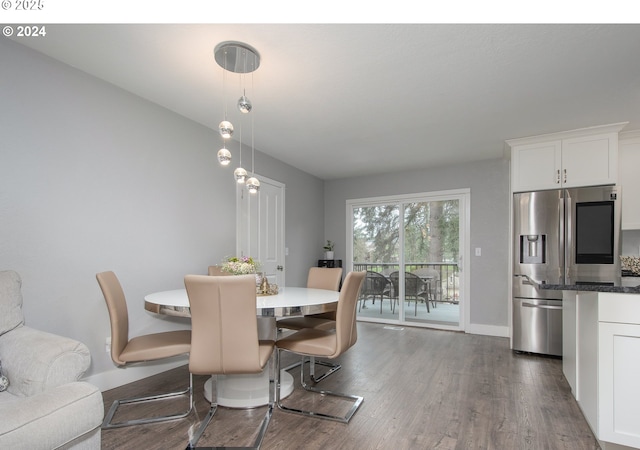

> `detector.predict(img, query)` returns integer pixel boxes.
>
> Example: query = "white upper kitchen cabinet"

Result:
[619,130,640,230]
[508,123,628,193]
[510,139,562,191]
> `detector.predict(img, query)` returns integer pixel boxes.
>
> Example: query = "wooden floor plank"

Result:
[101,323,599,449]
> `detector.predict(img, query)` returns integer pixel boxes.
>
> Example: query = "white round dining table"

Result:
[144,286,339,317]
[144,286,339,408]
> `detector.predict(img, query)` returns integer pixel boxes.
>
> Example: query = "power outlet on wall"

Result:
[105,337,111,354]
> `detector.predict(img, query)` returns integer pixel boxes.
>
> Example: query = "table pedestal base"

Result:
[203,370,294,408]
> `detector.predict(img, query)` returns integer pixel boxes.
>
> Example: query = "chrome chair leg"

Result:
[187,357,275,449]
[102,373,194,429]
[276,351,363,424]
[282,356,341,383]
[308,356,342,382]
[187,400,217,449]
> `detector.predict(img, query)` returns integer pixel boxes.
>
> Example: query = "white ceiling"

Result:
[11,24,640,180]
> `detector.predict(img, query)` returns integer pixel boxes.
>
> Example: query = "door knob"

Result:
[277,265,284,271]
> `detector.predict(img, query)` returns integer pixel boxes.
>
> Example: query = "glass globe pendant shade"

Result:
[237,95,252,113]
[219,120,234,139]
[234,167,247,183]
[246,177,260,193]
[217,148,231,165]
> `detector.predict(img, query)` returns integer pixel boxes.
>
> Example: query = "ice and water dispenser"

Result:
[519,234,545,264]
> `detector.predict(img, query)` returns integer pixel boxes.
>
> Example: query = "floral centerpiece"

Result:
[221,256,259,275]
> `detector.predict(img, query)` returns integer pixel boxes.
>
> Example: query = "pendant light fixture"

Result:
[245,73,260,193]
[214,41,260,193]
[217,145,231,166]
[238,88,252,114]
[233,115,247,183]
[216,50,233,165]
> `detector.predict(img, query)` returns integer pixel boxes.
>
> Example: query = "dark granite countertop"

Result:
[538,277,640,294]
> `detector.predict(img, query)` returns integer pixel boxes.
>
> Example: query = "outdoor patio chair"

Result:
[358,271,393,313]
[389,271,430,314]
[412,267,442,308]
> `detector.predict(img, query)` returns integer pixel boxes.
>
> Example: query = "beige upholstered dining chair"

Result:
[184,274,275,449]
[96,271,192,429]
[307,266,343,290]
[276,267,343,382]
[207,265,227,276]
[277,267,342,329]
[276,270,366,423]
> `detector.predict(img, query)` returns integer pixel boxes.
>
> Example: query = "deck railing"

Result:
[352,262,459,302]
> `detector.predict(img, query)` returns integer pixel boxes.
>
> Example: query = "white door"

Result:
[237,175,286,287]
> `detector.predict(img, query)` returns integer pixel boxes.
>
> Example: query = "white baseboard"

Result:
[83,355,189,392]
[466,323,509,338]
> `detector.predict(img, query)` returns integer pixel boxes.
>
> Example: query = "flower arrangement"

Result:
[221,256,260,275]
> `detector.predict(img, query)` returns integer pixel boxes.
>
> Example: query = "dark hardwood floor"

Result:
[101,323,599,450]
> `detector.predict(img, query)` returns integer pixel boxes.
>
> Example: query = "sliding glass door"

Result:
[349,189,468,330]
[352,203,401,320]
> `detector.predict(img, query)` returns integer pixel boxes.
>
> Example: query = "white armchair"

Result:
[0,270,103,449]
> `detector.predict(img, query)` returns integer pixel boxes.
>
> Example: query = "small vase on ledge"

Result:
[325,251,334,260]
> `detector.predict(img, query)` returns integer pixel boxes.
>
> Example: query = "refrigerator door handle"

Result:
[559,195,566,282]
[522,302,563,310]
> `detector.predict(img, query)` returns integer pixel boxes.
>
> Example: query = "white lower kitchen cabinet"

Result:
[599,322,640,448]
[563,291,640,450]
[598,293,640,449]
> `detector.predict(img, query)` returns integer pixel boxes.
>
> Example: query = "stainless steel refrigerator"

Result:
[512,185,621,356]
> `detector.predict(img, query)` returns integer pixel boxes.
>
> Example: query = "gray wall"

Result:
[622,230,640,257]
[324,159,511,333]
[0,38,323,388]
